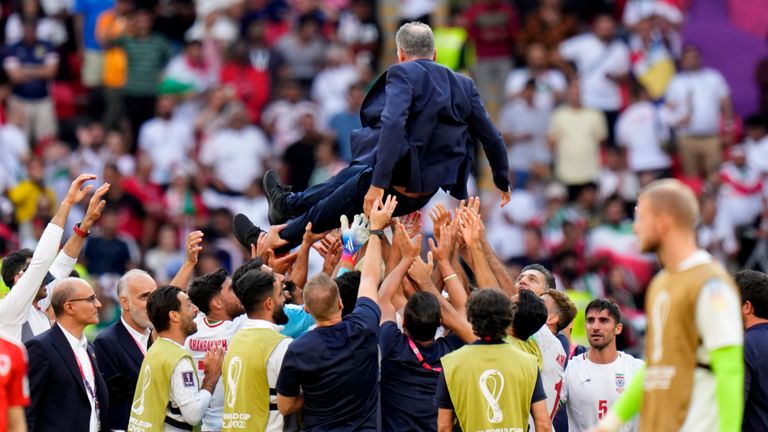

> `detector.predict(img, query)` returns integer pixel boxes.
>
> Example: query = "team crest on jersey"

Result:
[615,373,625,393]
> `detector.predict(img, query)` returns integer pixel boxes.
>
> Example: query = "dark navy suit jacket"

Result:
[93,320,147,431]
[25,323,110,432]
[351,59,509,199]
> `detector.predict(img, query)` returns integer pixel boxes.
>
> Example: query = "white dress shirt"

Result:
[61,326,99,432]
[121,317,150,354]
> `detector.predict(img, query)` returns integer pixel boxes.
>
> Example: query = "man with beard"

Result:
[561,299,643,432]
[93,269,158,431]
[221,268,292,431]
[594,179,743,432]
[185,269,246,432]
[129,286,224,431]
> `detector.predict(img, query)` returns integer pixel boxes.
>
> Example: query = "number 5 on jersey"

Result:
[598,399,608,419]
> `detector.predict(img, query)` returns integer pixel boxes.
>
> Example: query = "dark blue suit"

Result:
[278,59,509,249]
[93,321,147,431]
[25,323,110,432]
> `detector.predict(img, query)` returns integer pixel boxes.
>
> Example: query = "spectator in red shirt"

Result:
[0,336,30,432]
[220,40,271,124]
[463,0,520,118]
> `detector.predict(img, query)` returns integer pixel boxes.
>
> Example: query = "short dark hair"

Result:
[736,270,768,320]
[585,298,621,324]
[1,249,32,287]
[147,286,183,332]
[513,289,548,340]
[335,271,360,317]
[544,289,577,332]
[521,263,556,290]
[467,289,513,341]
[188,269,228,315]
[744,114,768,130]
[233,269,275,315]
[231,258,265,289]
[403,292,441,341]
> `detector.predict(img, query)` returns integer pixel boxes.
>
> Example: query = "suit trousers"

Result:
[279,164,434,252]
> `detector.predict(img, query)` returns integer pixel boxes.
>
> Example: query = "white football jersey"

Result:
[561,351,644,432]
[534,325,567,418]
[184,314,247,431]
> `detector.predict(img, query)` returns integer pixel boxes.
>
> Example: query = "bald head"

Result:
[639,179,699,229]
[51,278,92,316]
[303,273,341,321]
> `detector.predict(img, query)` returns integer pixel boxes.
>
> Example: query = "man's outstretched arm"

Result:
[466,79,510,200]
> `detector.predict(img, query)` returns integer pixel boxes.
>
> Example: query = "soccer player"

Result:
[221,268,291,431]
[594,179,743,432]
[128,286,224,431]
[185,268,245,431]
[0,335,28,432]
[735,270,768,430]
[561,299,643,432]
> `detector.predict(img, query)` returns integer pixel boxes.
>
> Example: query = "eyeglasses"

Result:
[67,295,99,304]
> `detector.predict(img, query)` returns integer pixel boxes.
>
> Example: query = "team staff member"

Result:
[25,278,109,432]
[0,335,29,432]
[595,179,743,432]
[222,268,292,431]
[128,286,224,431]
[276,196,397,430]
[736,270,768,430]
[436,289,552,432]
[561,299,643,432]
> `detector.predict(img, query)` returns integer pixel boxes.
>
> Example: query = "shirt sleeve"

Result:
[695,277,743,353]
[434,371,454,409]
[0,224,63,327]
[348,298,381,333]
[276,347,301,397]
[558,36,580,61]
[531,371,546,403]
[378,322,402,357]
[170,357,212,425]
[267,338,292,390]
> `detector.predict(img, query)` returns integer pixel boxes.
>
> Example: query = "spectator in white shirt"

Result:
[0,101,30,189]
[616,82,672,178]
[262,80,321,154]
[138,95,196,186]
[504,43,567,112]
[558,14,629,146]
[311,46,360,121]
[499,78,552,187]
[742,115,768,177]
[664,45,733,178]
[200,106,271,196]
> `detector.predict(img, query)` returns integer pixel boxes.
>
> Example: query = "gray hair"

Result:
[395,22,435,58]
[117,269,153,298]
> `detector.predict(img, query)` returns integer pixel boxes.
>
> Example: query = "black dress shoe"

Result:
[232,213,263,250]
[263,169,292,225]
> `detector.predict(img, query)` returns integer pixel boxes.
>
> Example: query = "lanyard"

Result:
[73,348,101,414]
[407,337,441,373]
[127,330,148,356]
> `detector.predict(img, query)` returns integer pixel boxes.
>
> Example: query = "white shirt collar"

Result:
[676,249,713,271]
[121,317,150,348]
[242,318,283,332]
[60,325,88,352]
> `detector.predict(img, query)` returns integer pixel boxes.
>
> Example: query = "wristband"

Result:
[370,229,385,238]
[341,251,356,266]
[443,274,458,283]
[73,223,89,238]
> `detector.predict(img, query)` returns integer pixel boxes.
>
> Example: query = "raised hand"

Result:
[429,204,452,239]
[407,251,434,285]
[81,182,110,231]
[428,221,455,263]
[394,220,421,261]
[302,222,328,246]
[322,237,342,275]
[370,195,398,230]
[458,207,483,249]
[184,231,205,265]
[363,185,385,217]
[63,174,97,206]
[267,250,298,275]
[341,214,370,255]
[400,211,422,238]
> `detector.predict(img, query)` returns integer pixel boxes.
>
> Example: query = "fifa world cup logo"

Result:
[479,369,505,424]
[131,365,152,415]
[650,291,671,363]
[226,356,243,409]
